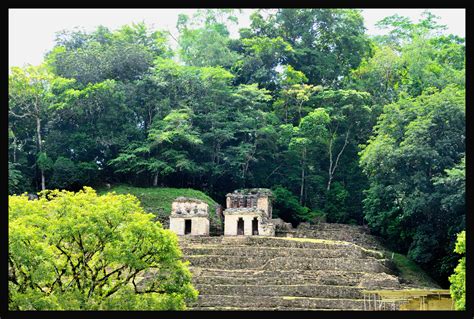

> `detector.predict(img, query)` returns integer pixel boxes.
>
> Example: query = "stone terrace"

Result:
[180,234,405,311]
[279,222,388,251]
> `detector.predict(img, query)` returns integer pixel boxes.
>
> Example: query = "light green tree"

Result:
[449,231,465,310]
[8,187,198,310]
[9,64,73,191]
[449,231,466,310]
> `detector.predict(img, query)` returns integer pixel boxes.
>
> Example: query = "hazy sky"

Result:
[9,9,466,68]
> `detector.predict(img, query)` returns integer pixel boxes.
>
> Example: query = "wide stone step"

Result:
[190,268,400,289]
[194,284,364,299]
[190,272,355,286]
[190,267,365,278]
[184,255,391,273]
[191,295,366,310]
[298,223,370,232]
[288,230,385,250]
[189,306,341,311]
[181,246,365,258]
[294,230,374,239]
[179,236,359,250]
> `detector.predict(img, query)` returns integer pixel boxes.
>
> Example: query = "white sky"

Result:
[9,8,466,68]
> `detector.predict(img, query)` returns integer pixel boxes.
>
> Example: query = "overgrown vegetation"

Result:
[9,9,464,287]
[390,253,440,288]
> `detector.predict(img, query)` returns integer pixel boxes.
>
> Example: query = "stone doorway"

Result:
[185,219,192,235]
[252,217,259,235]
[237,218,244,235]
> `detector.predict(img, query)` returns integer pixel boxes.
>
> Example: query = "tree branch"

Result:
[9,110,31,119]
[331,129,350,176]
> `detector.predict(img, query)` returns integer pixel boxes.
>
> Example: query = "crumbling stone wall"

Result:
[172,197,209,215]
[225,188,273,218]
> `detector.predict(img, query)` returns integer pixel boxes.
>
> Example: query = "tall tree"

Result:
[226,83,273,187]
[312,89,372,191]
[9,65,72,190]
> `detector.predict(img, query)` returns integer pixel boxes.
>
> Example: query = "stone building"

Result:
[169,197,210,236]
[223,188,275,236]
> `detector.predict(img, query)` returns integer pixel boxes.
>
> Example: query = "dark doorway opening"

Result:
[237,218,244,235]
[252,217,259,235]
[185,219,192,235]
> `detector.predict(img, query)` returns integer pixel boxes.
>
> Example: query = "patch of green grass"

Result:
[97,184,218,220]
[391,253,440,288]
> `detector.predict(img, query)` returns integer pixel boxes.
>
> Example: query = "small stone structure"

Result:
[223,188,275,236]
[169,197,210,236]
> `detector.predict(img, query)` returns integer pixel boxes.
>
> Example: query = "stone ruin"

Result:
[161,194,448,310]
[169,188,276,237]
[169,197,210,236]
[223,188,275,236]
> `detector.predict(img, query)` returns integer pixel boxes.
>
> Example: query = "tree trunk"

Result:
[300,166,305,205]
[12,135,17,163]
[327,175,333,192]
[298,100,303,123]
[327,134,334,191]
[300,148,306,205]
[153,172,159,187]
[327,129,350,191]
[36,116,45,191]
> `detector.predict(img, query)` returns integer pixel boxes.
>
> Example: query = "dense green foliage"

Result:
[449,231,466,310]
[8,187,198,310]
[8,9,464,287]
[359,86,465,284]
[272,186,312,226]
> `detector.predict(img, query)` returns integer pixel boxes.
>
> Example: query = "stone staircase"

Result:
[278,222,387,251]
[179,233,404,310]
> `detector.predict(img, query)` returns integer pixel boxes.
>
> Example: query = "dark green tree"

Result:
[359,85,465,284]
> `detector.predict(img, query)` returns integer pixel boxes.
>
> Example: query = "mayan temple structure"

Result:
[223,188,275,236]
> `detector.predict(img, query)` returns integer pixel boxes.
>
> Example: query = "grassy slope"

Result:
[97,184,218,220]
[390,253,440,288]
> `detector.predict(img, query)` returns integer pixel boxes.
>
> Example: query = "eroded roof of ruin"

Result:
[173,197,209,205]
[226,188,273,197]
